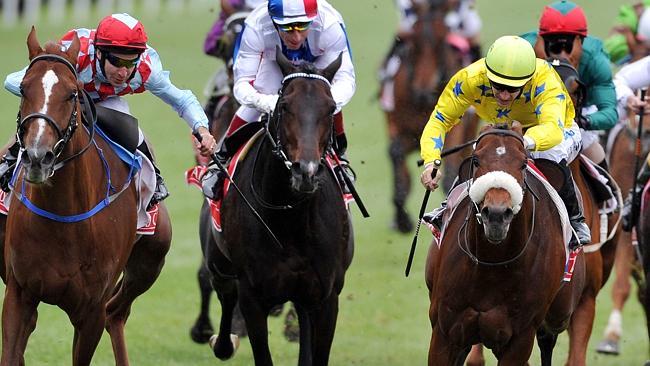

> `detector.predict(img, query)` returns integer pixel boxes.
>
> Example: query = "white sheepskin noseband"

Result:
[469,171,524,215]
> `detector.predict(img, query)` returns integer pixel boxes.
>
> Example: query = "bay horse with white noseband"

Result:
[1,28,171,366]
[425,124,585,365]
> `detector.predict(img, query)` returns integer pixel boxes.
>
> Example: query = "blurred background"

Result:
[0,0,645,364]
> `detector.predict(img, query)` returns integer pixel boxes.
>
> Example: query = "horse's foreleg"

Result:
[307,295,339,366]
[238,288,272,366]
[209,275,239,360]
[389,137,413,233]
[0,277,38,366]
[190,261,215,344]
[71,306,106,366]
[535,328,557,366]
[428,326,465,366]
[566,292,596,366]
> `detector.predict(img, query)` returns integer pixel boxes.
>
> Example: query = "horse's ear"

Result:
[275,46,295,76]
[27,26,43,61]
[511,121,523,136]
[321,52,343,82]
[65,33,81,65]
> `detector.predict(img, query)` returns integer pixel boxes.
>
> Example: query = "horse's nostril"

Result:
[42,151,55,166]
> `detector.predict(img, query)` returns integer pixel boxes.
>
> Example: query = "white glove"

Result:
[255,94,280,114]
[523,136,536,151]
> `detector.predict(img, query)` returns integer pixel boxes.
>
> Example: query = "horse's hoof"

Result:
[283,309,300,343]
[595,338,620,355]
[209,334,240,360]
[190,322,214,344]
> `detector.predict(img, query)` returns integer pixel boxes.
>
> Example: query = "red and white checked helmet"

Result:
[95,13,148,51]
[268,0,318,25]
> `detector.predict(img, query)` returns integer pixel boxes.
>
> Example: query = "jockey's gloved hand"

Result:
[575,115,591,130]
[420,161,442,191]
[255,94,280,115]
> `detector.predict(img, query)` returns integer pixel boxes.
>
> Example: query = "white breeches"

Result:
[529,121,582,164]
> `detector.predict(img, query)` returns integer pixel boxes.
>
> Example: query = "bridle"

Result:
[457,127,540,266]
[249,71,334,210]
[16,53,96,173]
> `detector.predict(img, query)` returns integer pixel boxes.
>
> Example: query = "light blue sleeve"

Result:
[4,67,28,97]
[143,49,209,132]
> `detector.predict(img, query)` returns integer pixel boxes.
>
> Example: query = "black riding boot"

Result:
[201,143,230,200]
[558,161,591,247]
[622,162,650,231]
[0,142,20,193]
[137,141,169,207]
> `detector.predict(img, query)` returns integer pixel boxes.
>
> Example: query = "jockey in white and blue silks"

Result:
[2,13,217,203]
[202,0,356,200]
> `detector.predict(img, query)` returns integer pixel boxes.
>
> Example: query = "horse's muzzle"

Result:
[290,160,321,193]
[480,205,514,244]
[21,147,55,183]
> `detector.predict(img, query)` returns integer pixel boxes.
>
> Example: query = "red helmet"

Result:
[95,13,148,51]
[539,0,587,37]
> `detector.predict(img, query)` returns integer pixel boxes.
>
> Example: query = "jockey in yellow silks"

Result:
[419,35,590,247]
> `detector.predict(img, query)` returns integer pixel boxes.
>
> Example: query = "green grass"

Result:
[0,0,647,364]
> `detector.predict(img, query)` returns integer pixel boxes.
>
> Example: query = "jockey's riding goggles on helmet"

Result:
[489,80,522,93]
[104,52,140,69]
[276,21,312,32]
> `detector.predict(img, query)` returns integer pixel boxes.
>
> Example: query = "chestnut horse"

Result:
[425,124,586,365]
[1,29,171,366]
[386,0,479,233]
[203,48,353,365]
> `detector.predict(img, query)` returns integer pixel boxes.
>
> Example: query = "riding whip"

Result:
[631,88,648,263]
[193,132,283,249]
[405,159,441,277]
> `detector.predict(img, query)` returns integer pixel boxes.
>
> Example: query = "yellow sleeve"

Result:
[524,69,572,152]
[420,69,474,164]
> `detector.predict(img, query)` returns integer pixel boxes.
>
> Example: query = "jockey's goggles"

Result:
[104,52,140,69]
[489,80,522,93]
[275,21,312,32]
[543,35,576,55]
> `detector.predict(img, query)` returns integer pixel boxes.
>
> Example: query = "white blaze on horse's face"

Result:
[36,70,59,143]
[496,146,506,156]
[469,171,524,215]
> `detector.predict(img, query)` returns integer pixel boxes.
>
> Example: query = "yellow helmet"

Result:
[485,36,537,87]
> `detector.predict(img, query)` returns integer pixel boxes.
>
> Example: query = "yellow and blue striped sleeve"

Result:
[420,69,474,164]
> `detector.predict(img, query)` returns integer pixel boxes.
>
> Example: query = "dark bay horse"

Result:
[1,28,171,366]
[385,0,479,233]
[425,124,586,365]
[203,48,353,365]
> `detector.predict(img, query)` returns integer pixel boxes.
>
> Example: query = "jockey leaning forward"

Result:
[521,0,618,173]
[2,13,217,207]
[204,0,266,58]
[604,0,650,65]
[419,35,590,247]
[201,0,356,200]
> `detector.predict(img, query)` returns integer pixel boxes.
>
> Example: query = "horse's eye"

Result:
[69,92,77,101]
[472,156,480,167]
[19,86,24,96]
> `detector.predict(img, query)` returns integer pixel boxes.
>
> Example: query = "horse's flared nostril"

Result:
[41,151,55,166]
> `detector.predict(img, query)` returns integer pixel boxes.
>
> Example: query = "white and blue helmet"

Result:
[268,0,318,25]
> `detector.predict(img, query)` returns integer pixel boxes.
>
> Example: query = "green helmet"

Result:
[485,36,537,87]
